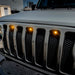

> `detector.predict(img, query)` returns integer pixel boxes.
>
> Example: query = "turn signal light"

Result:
[26,27,33,33]
[51,30,60,36]
[9,25,15,31]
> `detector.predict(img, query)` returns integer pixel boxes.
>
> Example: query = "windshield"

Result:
[37,0,75,8]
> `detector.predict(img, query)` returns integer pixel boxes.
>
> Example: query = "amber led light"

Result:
[51,30,60,36]
[9,25,15,31]
[26,27,33,33]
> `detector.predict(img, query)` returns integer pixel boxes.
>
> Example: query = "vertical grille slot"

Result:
[60,32,74,74]
[3,25,9,53]
[9,27,16,56]
[25,27,33,62]
[35,29,45,66]
[16,26,24,58]
[47,30,60,70]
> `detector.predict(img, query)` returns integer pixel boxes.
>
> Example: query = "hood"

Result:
[0,9,75,27]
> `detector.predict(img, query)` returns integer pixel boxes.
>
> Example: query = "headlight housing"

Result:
[0,25,3,40]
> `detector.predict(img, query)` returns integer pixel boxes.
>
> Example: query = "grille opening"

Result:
[3,25,9,53]
[47,30,60,70]
[16,26,24,59]
[35,29,45,66]
[25,27,33,62]
[60,32,75,74]
[9,26,16,56]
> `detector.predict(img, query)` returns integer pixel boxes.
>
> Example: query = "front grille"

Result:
[1,24,75,75]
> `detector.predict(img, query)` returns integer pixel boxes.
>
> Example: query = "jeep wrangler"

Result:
[0,0,75,75]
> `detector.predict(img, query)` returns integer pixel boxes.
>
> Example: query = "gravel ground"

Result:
[0,55,57,75]
[0,55,45,75]
[0,60,44,75]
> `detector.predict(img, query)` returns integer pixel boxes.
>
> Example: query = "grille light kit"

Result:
[9,25,15,31]
[26,27,33,33]
[50,30,60,36]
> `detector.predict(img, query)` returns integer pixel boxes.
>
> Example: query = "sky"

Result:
[23,0,39,7]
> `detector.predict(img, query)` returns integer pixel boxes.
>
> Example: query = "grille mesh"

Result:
[35,29,45,66]
[47,36,59,70]
[25,28,33,62]
[16,26,24,59]
[60,32,75,74]
[9,31,16,56]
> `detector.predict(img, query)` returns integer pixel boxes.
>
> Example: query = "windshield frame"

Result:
[37,0,75,9]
